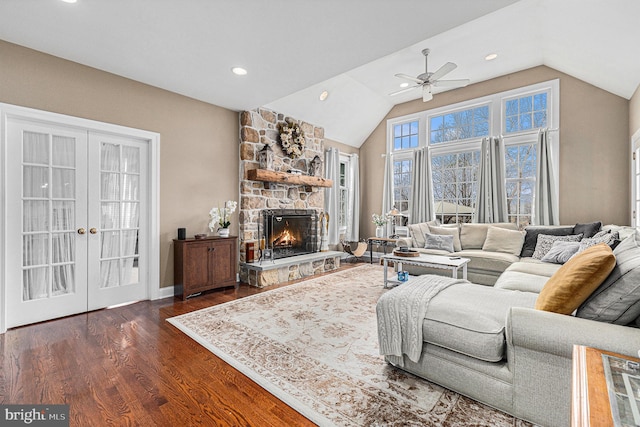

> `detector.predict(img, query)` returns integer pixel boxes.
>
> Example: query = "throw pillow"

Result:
[429,225,462,252]
[573,221,602,239]
[535,243,616,315]
[577,230,640,324]
[407,221,437,249]
[541,241,581,264]
[578,231,619,251]
[532,233,583,260]
[482,226,525,255]
[520,226,576,257]
[459,222,516,250]
[424,233,454,252]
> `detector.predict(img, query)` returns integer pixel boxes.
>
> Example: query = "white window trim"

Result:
[338,153,350,235]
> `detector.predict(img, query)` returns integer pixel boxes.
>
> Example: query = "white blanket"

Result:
[376,274,467,367]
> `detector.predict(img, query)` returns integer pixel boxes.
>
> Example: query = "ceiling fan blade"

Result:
[428,62,457,82]
[422,85,433,102]
[394,73,424,84]
[432,78,470,88]
[389,85,421,96]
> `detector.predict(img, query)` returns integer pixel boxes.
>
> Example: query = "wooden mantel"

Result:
[247,168,333,190]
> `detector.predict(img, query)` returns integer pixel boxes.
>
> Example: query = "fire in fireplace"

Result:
[260,209,318,260]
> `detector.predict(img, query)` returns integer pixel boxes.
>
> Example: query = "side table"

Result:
[367,237,398,263]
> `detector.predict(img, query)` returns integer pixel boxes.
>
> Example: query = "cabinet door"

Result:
[183,241,214,290]
[212,239,236,286]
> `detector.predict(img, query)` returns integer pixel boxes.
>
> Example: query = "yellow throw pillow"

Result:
[535,243,616,314]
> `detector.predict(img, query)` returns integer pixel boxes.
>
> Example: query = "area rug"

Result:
[168,264,532,426]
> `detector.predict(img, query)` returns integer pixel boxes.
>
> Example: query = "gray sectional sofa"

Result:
[382,221,640,427]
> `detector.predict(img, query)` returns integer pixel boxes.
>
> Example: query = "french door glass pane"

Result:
[122,231,138,256]
[101,260,120,288]
[52,201,74,231]
[101,203,119,229]
[52,232,74,263]
[23,235,48,266]
[52,264,74,295]
[23,132,48,164]
[23,268,48,301]
[122,174,139,200]
[101,231,120,258]
[121,203,139,229]
[52,136,75,167]
[52,168,75,198]
[24,201,49,232]
[101,173,119,200]
[122,258,138,286]
[101,143,119,171]
[122,146,140,173]
[23,166,48,198]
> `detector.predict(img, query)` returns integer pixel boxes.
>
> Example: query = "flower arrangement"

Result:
[371,213,390,226]
[278,121,305,158]
[209,200,237,231]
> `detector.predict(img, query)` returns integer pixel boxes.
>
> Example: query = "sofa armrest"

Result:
[506,307,640,359]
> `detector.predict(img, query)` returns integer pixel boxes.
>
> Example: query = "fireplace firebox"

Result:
[260,209,318,260]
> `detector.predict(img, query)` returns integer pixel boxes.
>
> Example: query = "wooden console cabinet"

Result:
[174,236,237,300]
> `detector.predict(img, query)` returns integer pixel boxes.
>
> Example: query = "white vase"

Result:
[218,227,230,237]
[375,226,384,238]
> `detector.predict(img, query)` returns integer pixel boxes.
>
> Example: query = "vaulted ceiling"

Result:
[1,0,639,147]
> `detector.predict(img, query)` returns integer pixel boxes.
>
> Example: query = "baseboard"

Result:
[154,285,175,300]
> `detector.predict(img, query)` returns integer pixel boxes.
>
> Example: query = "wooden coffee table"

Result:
[380,252,470,288]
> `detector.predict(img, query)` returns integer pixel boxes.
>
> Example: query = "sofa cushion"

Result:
[424,233,454,252]
[429,225,462,252]
[520,225,575,257]
[506,258,562,277]
[532,233,583,260]
[577,230,640,324]
[494,271,550,293]
[459,222,516,249]
[407,222,432,249]
[573,221,602,238]
[423,282,538,362]
[455,249,520,274]
[541,241,581,264]
[482,226,525,255]
[535,243,616,315]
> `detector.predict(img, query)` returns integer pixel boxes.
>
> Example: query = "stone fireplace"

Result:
[238,108,341,287]
[261,209,318,260]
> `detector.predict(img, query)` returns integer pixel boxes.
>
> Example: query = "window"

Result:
[505,144,536,227]
[386,80,558,226]
[393,121,419,151]
[429,105,489,144]
[339,160,348,228]
[504,92,547,134]
[393,158,412,213]
[431,151,480,224]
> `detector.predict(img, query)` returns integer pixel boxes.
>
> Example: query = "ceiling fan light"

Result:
[400,82,409,88]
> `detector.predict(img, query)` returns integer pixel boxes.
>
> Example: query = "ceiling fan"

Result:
[390,48,470,102]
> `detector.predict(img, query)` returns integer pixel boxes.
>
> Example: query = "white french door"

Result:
[5,118,149,328]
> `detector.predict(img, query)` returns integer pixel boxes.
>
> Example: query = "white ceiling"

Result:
[1,0,639,148]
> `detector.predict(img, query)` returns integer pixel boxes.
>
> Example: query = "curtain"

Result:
[381,153,394,215]
[409,147,434,223]
[474,136,508,223]
[534,129,559,225]
[345,154,360,241]
[324,147,341,245]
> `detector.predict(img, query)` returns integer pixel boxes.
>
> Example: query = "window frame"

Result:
[338,153,351,235]
[386,79,560,224]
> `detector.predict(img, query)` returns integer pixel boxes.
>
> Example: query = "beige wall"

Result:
[324,138,360,156]
[630,84,640,138]
[0,40,239,289]
[360,65,630,237]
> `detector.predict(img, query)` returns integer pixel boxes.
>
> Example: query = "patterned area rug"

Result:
[168,264,531,426]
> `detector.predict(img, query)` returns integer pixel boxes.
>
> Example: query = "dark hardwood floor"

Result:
[0,262,363,426]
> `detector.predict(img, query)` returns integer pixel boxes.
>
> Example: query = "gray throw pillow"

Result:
[573,221,602,239]
[424,233,454,253]
[520,226,575,257]
[577,230,640,324]
[541,241,581,264]
[578,231,619,251]
[532,233,583,260]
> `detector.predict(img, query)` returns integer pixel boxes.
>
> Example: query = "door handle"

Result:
[89,228,97,234]
[77,228,86,235]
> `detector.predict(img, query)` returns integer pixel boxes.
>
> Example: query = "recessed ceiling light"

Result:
[319,90,329,101]
[60,0,77,3]
[231,67,247,76]
[400,82,410,88]
[485,53,498,61]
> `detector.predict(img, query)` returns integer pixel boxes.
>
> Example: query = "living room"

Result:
[1,0,640,426]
